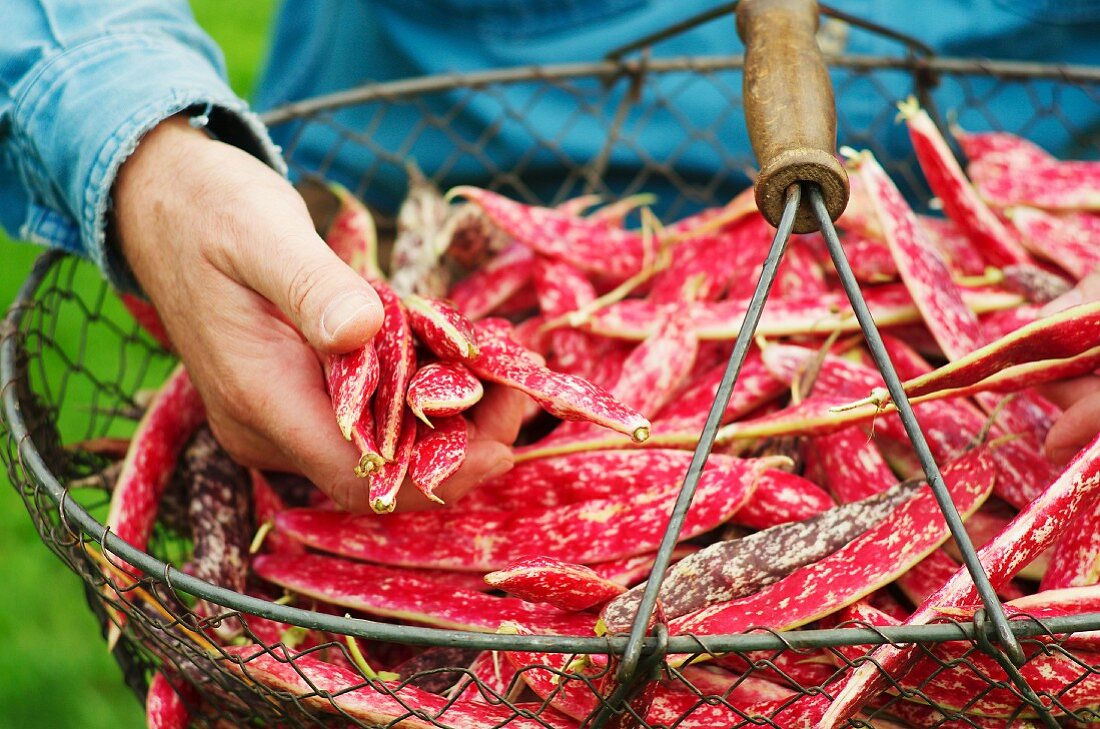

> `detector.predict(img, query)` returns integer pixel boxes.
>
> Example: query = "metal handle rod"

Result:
[808,187,1043,680]
[807,186,1023,664]
[613,184,802,692]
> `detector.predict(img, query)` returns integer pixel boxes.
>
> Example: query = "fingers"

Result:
[203,329,374,511]
[334,385,526,511]
[1044,390,1100,465]
[396,430,514,512]
[1040,268,1100,317]
[234,229,385,355]
[1035,268,1100,464]
[470,385,529,444]
[1037,375,1100,410]
[117,118,385,356]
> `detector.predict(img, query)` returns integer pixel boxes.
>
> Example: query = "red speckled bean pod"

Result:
[857,146,1058,463]
[367,410,416,513]
[253,552,591,634]
[650,216,769,304]
[941,506,1049,583]
[467,322,650,442]
[485,556,626,612]
[578,304,699,421]
[666,447,995,651]
[223,645,580,728]
[807,427,895,504]
[884,698,1043,728]
[449,186,645,280]
[652,348,786,432]
[471,449,754,512]
[600,480,918,634]
[820,432,1100,727]
[408,415,467,503]
[835,230,898,283]
[250,470,305,556]
[370,280,415,460]
[855,149,988,359]
[447,243,535,320]
[901,347,1100,411]
[675,664,796,705]
[533,257,596,318]
[760,343,877,398]
[350,407,385,477]
[715,650,837,698]
[787,343,1052,508]
[501,624,605,722]
[880,301,1100,402]
[1040,493,1100,590]
[448,650,520,704]
[835,171,884,241]
[107,364,206,557]
[953,127,1054,169]
[120,294,173,350]
[325,183,382,278]
[275,456,768,571]
[894,549,961,606]
[326,341,379,441]
[918,215,988,277]
[901,101,1031,266]
[729,469,835,531]
[774,237,829,299]
[532,257,603,378]
[575,285,1020,341]
[976,157,1100,211]
[404,294,479,361]
[645,677,797,728]
[836,601,1100,719]
[585,547,698,587]
[405,362,483,426]
[145,671,192,729]
[1008,206,1100,281]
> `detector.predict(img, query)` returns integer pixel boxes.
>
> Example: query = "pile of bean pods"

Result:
[103,100,1100,728]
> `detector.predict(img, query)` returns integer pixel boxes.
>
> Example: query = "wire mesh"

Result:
[3,34,1100,729]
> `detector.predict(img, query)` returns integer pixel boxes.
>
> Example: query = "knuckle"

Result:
[283,251,333,321]
[327,477,358,512]
[206,415,254,465]
[206,371,259,429]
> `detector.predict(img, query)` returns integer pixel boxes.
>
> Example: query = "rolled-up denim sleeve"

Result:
[0,0,285,290]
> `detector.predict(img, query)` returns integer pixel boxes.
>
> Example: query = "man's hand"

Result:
[1038,270,1100,465]
[114,117,519,511]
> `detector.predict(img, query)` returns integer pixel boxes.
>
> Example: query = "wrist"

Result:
[113,115,219,273]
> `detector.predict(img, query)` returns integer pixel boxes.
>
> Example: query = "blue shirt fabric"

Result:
[3,1,1100,290]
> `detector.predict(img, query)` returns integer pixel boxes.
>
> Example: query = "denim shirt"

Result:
[2,0,1099,290]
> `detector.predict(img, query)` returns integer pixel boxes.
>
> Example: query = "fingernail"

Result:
[1044,447,1068,465]
[1039,290,1081,318]
[322,291,375,342]
[481,458,513,484]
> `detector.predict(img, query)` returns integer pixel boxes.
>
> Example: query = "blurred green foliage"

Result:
[0,2,275,726]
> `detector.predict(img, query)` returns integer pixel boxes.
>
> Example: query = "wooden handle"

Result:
[737,0,849,233]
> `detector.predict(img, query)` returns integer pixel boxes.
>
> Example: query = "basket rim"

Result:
[7,252,1100,656]
[257,52,1100,127]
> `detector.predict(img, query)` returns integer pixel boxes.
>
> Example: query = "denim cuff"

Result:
[11,32,285,291]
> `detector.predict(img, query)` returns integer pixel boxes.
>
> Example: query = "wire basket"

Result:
[4,7,1100,728]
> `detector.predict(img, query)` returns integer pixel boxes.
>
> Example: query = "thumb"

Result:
[1040,268,1100,318]
[240,230,384,354]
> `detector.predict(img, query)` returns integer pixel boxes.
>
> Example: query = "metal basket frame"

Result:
[5,9,1100,725]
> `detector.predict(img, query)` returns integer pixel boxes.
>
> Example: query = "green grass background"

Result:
[0,3,275,727]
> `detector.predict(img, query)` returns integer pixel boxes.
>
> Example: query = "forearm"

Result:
[0,0,282,290]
